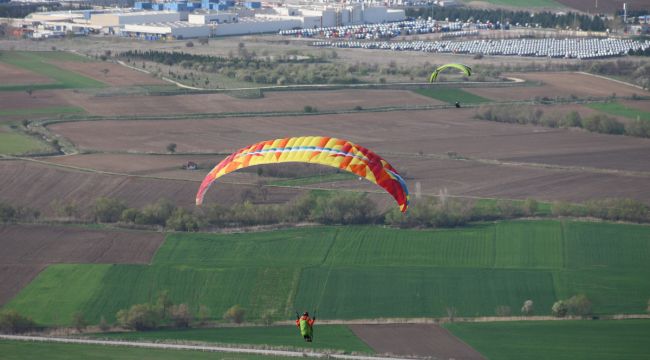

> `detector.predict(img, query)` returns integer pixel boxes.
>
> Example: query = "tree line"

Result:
[474,105,650,138]
[2,190,649,230]
[405,7,606,31]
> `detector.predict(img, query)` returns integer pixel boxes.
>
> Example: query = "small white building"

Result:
[123,21,211,39]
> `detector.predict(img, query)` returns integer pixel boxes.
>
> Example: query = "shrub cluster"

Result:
[0,310,38,334]
[0,201,40,223]
[552,294,593,317]
[115,291,195,331]
[475,106,650,138]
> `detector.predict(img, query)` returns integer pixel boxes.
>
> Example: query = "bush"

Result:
[170,304,192,328]
[136,199,177,226]
[185,41,194,48]
[72,312,87,332]
[310,193,378,225]
[198,305,211,325]
[552,300,568,317]
[98,316,110,332]
[116,304,161,331]
[0,310,38,334]
[303,105,318,113]
[166,208,200,231]
[566,294,592,316]
[0,202,16,223]
[560,111,582,128]
[521,300,534,316]
[581,114,625,135]
[223,305,245,324]
[495,305,512,316]
[93,197,127,223]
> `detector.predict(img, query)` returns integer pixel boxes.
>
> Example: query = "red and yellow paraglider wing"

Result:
[195,136,409,212]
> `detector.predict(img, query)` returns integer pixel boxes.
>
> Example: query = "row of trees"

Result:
[405,7,607,31]
[114,292,244,331]
[3,192,649,228]
[474,105,650,138]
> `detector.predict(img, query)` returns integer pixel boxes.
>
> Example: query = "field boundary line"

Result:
[0,335,413,360]
[576,71,646,91]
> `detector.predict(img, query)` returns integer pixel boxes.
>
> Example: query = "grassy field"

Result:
[0,51,105,90]
[5,221,650,325]
[445,320,650,360]
[414,88,490,104]
[93,325,372,353]
[0,106,85,118]
[0,131,51,155]
[0,340,298,360]
[587,102,650,121]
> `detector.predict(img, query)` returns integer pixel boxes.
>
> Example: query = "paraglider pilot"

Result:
[296,311,316,342]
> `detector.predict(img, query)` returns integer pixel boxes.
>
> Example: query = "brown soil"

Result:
[466,72,642,101]
[61,89,442,116]
[0,62,53,86]
[0,159,306,214]
[556,0,647,13]
[0,224,164,305]
[621,100,650,113]
[49,60,167,87]
[0,90,76,120]
[49,108,650,172]
[349,324,485,359]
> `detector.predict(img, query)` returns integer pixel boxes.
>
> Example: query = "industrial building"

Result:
[123,21,211,39]
[90,11,181,27]
[19,2,406,39]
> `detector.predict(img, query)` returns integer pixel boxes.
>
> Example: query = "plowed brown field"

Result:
[0,90,76,119]
[0,62,52,85]
[49,61,166,87]
[466,72,641,101]
[350,324,485,359]
[0,160,306,214]
[0,224,164,305]
[62,89,442,116]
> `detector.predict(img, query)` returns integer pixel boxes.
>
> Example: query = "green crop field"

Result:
[0,132,51,155]
[414,88,490,104]
[587,102,650,121]
[0,340,298,360]
[93,325,372,353]
[0,106,85,118]
[5,221,650,326]
[0,51,105,90]
[446,320,650,360]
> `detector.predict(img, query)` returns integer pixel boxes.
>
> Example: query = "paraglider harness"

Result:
[296,311,316,342]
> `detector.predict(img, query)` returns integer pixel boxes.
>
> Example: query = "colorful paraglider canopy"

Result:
[196,136,409,212]
[429,63,472,83]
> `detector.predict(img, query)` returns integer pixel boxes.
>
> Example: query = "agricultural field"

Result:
[0,51,105,91]
[0,340,298,360]
[94,325,372,353]
[587,102,650,122]
[0,131,50,155]
[554,0,647,13]
[413,88,490,104]
[6,221,650,326]
[446,320,650,360]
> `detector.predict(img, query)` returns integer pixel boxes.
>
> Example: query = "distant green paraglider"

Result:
[429,63,472,82]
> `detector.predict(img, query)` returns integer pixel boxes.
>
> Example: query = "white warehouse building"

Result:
[123,22,211,39]
[214,17,301,36]
[91,11,180,27]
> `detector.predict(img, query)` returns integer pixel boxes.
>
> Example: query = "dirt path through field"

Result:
[350,324,485,360]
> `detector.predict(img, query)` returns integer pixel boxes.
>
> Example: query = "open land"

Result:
[465,72,642,101]
[0,62,53,86]
[0,160,305,214]
[350,324,485,359]
[0,224,163,306]
[0,339,299,360]
[60,89,444,116]
[49,60,167,87]
[446,320,650,360]
[6,221,650,326]
[555,0,648,13]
